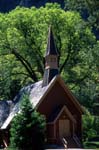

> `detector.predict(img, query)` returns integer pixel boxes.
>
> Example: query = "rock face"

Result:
[0,100,13,127]
[0,0,64,13]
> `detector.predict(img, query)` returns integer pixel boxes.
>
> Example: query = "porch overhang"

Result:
[47,105,76,124]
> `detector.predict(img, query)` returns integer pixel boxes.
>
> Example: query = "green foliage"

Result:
[0,3,98,105]
[82,108,98,142]
[83,141,98,149]
[64,0,87,13]
[64,0,99,39]
[10,94,46,150]
[0,3,98,145]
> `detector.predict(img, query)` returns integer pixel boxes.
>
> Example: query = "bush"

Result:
[10,94,46,150]
[82,108,97,141]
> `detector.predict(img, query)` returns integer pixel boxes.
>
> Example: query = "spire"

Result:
[42,26,59,87]
[46,26,58,56]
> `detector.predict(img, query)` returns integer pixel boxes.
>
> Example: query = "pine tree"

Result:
[10,94,46,150]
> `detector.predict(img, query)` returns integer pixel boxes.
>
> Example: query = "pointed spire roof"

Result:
[46,26,58,56]
[42,26,59,87]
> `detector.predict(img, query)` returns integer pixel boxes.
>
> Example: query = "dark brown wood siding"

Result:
[37,81,82,144]
[38,82,81,120]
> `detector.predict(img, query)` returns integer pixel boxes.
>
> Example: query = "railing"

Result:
[61,137,68,149]
[73,134,81,148]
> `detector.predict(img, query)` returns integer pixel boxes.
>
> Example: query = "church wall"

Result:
[0,129,9,148]
[37,81,82,142]
[37,82,81,120]
[46,124,57,143]
[46,110,75,144]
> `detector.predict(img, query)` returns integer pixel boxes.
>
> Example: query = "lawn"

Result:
[84,141,99,149]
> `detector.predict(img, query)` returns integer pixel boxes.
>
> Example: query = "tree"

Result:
[0,3,98,110]
[64,0,99,40]
[82,108,97,142]
[10,94,46,150]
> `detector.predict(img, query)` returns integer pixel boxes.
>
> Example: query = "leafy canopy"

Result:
[0,3,98,110]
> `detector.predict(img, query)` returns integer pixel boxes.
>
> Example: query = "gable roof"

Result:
[35,75,83,114]
[1,75,83,130]
[48,105,76,124]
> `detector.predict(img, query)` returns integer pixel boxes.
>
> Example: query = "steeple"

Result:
[42,26,59,87]
[46,26,58,56]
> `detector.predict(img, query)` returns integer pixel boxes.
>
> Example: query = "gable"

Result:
[58,76,83,114]
[36,75,83,116]
[48,105,76,124]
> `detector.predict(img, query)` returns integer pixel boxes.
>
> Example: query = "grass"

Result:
[84,141,99,149]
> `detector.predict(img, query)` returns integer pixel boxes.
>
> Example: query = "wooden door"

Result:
[59,119,70,138]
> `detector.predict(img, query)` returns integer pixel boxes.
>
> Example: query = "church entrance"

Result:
[59,119,70,138]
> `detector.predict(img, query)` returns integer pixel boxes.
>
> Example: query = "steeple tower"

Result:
[42,26,59,87]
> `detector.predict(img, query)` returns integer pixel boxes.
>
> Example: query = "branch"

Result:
[33,47,44,76]
[23,39,44,76]
[60,50,71,73]
[11,49,38,82]
[69,67,92,90]
[56,34,62,63]
[22,27,44,76]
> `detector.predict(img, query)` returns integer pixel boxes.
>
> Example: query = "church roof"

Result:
[46,26,58,56]
[0,79,50,129]
[1,75,83,130]
[0,100,13,128]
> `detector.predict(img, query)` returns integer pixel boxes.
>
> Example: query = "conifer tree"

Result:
[10,94,46,150]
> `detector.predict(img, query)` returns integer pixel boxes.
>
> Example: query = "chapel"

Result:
[0,27,83,148]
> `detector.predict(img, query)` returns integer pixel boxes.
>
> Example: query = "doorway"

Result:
[59,119,70,138]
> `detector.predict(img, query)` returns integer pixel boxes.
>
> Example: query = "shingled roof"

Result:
[1,75,83,130]
[0,76,57,130]
[0,100,13,127]
[0,79,50,129]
